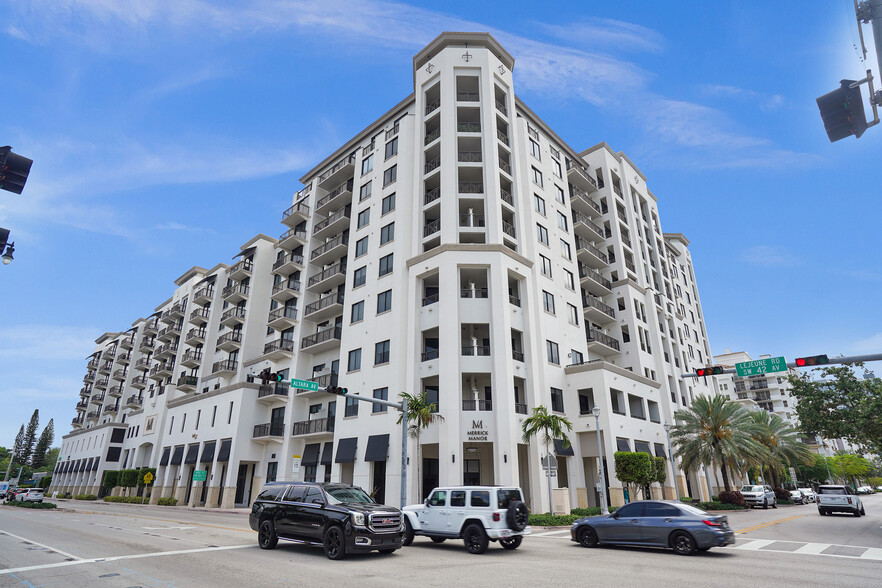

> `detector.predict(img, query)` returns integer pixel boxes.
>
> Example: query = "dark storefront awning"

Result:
[92,457,100,471]
[320,442,333,466]
[184,444,199,465]
[78,460,87,472]
[160,447,171,466]
[200,441,216,464]
[217,439,232,462]
[171,445,185,465]
[654,443,667,459]
[85,458,94,472]
[61,461,69,473]
[616,438,631,452]
[301,443,321,466]
[365,434,389,462]
[335,437,358,463]
[634,442,652,455]
[554,439,574,456]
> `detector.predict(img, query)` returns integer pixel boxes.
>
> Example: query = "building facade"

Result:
[52,32,717,510]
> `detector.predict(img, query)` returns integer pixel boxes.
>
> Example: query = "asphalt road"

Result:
[0,495,880,587]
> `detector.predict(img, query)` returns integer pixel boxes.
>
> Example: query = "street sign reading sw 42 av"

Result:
[735,356,787,377]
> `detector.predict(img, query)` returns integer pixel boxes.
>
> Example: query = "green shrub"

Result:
[74,494,98,501]
[157,497,178,506]
[777,499,794,505]
[679,496,694,502]
[102,470,119,489]
[570,506,619,517]
[138,467,157,488]
[696,501,748,511]
[4,501,57,509]
[103,496,148,504]
[718,490,746,506]
[119,469,139,488]
[60,492,72,499]
[529,514,580,526]
[39,476,52,490]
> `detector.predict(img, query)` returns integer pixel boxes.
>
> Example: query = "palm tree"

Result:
[521,405,573,513]
[747,410,814,487]
[396,391,444,501]
[670,395,768,493]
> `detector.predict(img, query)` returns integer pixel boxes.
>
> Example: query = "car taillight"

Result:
[847,497,852,504]
[493,512,501,522]
[702,520,722,527]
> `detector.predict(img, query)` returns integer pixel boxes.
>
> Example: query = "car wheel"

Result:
[506,500,529,532]
[402,518,414,547]
[430,537,446,543]
[257,520,278,550]
[323,525,346,560]
[763,500,768,510]
[818,509,826,516]
[672,531,696,556]
[861,506,866,515]
[463,524,489,554]
[577,526,598,548]
[500,536,522,550]
[854,509,862,518]
[772,501,777,509]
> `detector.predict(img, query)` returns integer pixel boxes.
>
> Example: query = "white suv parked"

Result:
[402,486,530,554]
[739,485,777,509]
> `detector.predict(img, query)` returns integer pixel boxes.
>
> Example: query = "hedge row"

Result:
[4,501,57,509]
[696,502,748,511]
[74,494,98,501]
[570,506,620,517]
[103,496,149,504]
[157,497,178,506]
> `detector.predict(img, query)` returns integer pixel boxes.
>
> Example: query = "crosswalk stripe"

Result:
[793,543,832,555]
[732,539,776,550]
[532,530,571,537]
[859,548,882,561]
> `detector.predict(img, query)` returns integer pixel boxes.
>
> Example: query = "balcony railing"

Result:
[458,182,483,194]
[307,262,346,288]
[423,219,441,237]
[317,153,356,184]
[496,129,509,145]
[263,339,295,355]
[313,208,350,235]
[274,253,305,271]
[461,345,491,356]
[502,221,516,238]
[495,99,507,114]
[292,417,331,436]
[424,128,440,145]
[272,280,301,296]
[582,295,616,319]
[222,283,250,299]
[457,91,479,101]
[268,306,298,323]
[512,350,524,362]
[424,187,440,205]
[509,295,521,307]
[301,326,343,349]
[282,200,311,223]
[258,383,289,400]
[190,308,210,323]
[315,178,354,209]
[457,151,482,163]
[424,156,440,174]
[457,121,481,132]
[500,188,513,206]
[421,349,439,361]
[125,395,143,408]
[460,287,488,298]
[279,227,307,244]
[216,331,242,346]
[304,292,345,316]
[578,264,612,290]
[459,214,485,228]
[310,234,348,261]
[462,399,492,411]
[212,359,238,374]
[221,307,247,323]
[311,373,337,389]
[515,403,528,415]
[253,422,285,438]
[422,293,439,306]
[498,158,511,174]
[177,375,199,388]
[587,329,620,351]
[425,98,440,115]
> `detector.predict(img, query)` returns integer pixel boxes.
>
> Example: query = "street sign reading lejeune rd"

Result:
[735,356,788,377]
[291,378,319,391]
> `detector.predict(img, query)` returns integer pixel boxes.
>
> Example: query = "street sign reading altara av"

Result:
[735,356,788,377]
[291,378,319,391]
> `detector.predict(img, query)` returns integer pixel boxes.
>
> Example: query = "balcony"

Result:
[130,375,148,389]
[424,155,440,174]
[575,236,608,269]
[80,386,92,397]
[306,261,347,292]
[457,121,481,133]
[422,293,439,307]
[229,258,253,281]
[515,403,528,415]
[310,234,348,266]
[282,200,311,227]
[421,349,439,362]
[424,128,440,146]
[108,385,123,398]
[161,302,186,323]
[119,335,135,350]
[253,422,286,442]
[86,411,99,421]
[222,283,250,303]
[87,358,100,370]
[279,227,308,250]
[570,186,602,217]
[315,178,354,216]
[76,400,88,411]
[272,253,305,276]
[566,159,597,192]
[176,375,199,392]
[458,182,484,194]
[216,331,242,351]
[573,211,606,243]
[317,153,356,190]
[502,221,516,239]
[135,357,151,370]
[268,306,298,330]
[423,219,441,238]
[185,327,206,345]
[157,343,179,359]
[312,207,351,240]
[193,286,214,305]
[582,295,616,324]
[424,186,440,206]
[292,417,332,436]
[189,307,211,325]
[180,348,203,368]
[158,322,183,341]
[91,393,105,405]
[271,280,301,302]
[458,214,485,228]
[116,352,131,364]
[150,361,173,379]
[460,286,489,299]
[586,329,621,356]
[258,382,289,404]
[94,377,109,389]
[124,395,143,409]
[83,372,96,383]
[461,345,491,356]
[98,361,113,375]
[103,405,119,415]
[263,338,295,360]
[220,306,247,327]
[579,263,612,297]
[301,325,342,353]
[462,399,493,411]
[138,338,155,353]
[425,98,440,115]
[71,418,84,428]
[142,320,160,336]
[498,157,511,175]
[305,373,337,393]
[212,359,238,375]
[512,350,524,362]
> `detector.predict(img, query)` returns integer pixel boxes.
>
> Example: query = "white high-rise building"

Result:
[52,32,717,510]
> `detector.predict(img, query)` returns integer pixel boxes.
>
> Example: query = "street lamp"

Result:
[592,405,609,515]
[663,422,680,501]
[0,228,13,265]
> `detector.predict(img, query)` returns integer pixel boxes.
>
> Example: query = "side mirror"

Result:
[611,512,619,519]
[424,499,431,507]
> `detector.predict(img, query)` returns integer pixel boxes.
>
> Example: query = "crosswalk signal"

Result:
[0,147,33,195]
[325,385,348,396]
[816,80,869,142]
[695,366,724,377]
[795,355,829,367]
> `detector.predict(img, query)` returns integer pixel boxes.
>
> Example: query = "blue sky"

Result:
[1,0,880,447]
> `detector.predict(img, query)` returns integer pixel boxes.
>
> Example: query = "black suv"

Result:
[249,482,404,560]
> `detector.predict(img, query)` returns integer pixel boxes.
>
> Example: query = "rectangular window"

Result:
[345,395,358,417]
[351,301,364,323]
[379,253,393,276]
[560,239,572,260]
[540,254,552,277]
[553,159,562,179]
[361,154,373,175]
[529,138,541,159]
[381,193,396,215]
[551,387,564,412]
[426,385,439,413]
[377,289,392,314]
[564,269,575,290]
[568,303,579,325]
[375,340,390,365]
[359,181,372,201]
[579,388,595,414]
[373,387,388,413]
[228,401,233,424]
[211,405,217,427]
[571,350,584,365]
[532,167,543,187]
[542,290,555,314]
[546,340,560,365]
[357,208,370,229]
[266,462,278,483]
[556,185,565,203]
[537,224,549,246]
[383,165,397,186]
[558,211,568,231]
[353,266,367,287]
[534,194,546,216]
[355,236,369,257]
[380,222,394,245]
[348,348,362,372]
[610,388,625,414]
[385,137,398,160]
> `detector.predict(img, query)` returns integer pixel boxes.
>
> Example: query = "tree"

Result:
[397,391,445,501]
[102,470,119,489]
[797,454,836,484]
[11,425,25,468]
[670,395,768,492]
[652,456,667,487]
[831,453,871,487]
[614,451,654,501]
[746,411,813,487]
[521,405,573,513]
[20,410,40,465]
[31,419,54,470]
[44,448,60,473]
[788,365,882,452]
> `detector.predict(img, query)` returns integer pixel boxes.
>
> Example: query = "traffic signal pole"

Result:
[681,352,882,378]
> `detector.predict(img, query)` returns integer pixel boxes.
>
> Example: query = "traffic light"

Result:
[325,385,348,396]
[816,80,868,142]
[259,368,283,382]
[795,355,829,367]
[269,372,282,382]
[0,147,33,195]
[695,366,724,377]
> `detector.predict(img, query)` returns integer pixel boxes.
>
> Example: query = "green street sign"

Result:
[291,378,319,391]
[192,470,207,482]
[735,356,788,377]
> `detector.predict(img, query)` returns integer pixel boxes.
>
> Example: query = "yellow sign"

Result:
[144,471,154,485]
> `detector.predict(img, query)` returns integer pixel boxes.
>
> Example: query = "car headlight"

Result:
[351,512,366,527]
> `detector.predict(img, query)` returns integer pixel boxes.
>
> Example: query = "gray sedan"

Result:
[570,500,735,555]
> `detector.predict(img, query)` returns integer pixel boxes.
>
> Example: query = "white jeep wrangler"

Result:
[402,486,530,554]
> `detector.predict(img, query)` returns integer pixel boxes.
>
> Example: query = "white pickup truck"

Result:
[817,485,865,517]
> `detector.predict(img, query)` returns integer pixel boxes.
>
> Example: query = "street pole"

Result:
[545,442,554,515]
[592,406,609,514]
[663,423,680,501]
[400,397,408,509]
[3,450,14,482]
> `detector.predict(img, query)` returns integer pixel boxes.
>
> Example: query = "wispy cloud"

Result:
[538,18,666,54]
[700,84,785,112]
[738,245,802,268]
[155,221,215,234]
[0,325,100,361]
[850,333,882,354]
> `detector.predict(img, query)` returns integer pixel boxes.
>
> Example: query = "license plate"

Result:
[498,529,512,538]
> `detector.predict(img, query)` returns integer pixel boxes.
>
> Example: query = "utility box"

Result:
[552,487,571,515]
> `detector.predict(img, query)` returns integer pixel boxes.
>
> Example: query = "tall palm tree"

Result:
[521,405,573,513]
[397,391,444,501]
[747,410,814,487]
[670,395,768,493]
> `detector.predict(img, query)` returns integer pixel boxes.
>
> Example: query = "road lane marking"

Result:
[77,510,254,534]
[793,543,832,555]
[0,529,81,561]
[860,548,882,560]
[732,539,776,550]
[0,543,255,575]
[142,526,195,530]
[533,530,571,537]
[735,514,804,535]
